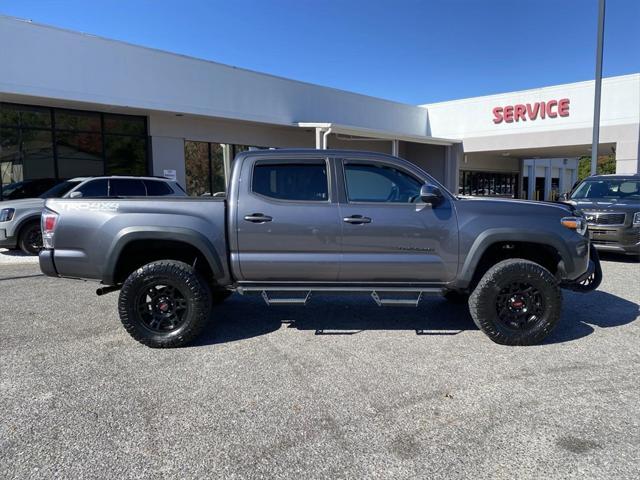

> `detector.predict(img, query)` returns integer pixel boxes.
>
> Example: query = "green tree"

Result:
[577,149,617,181]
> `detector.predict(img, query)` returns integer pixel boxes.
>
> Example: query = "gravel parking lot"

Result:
[1,255,639,479]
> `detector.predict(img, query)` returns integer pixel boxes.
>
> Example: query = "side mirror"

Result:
[559,192,569,201]
[420,184,442,205]
[68,191,83,199]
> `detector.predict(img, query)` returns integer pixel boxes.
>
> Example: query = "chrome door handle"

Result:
[343,215,371,224]
[244,213,273,223]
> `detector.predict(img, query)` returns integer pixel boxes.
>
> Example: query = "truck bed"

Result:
[42,197,228,284]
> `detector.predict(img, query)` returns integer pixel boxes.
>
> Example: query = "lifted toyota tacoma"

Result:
[39,149,602,347]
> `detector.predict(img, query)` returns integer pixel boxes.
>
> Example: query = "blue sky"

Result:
[0,0,638,104]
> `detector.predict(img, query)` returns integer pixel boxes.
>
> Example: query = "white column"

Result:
[527,164,535,200]
[558,167,566,195]
[544,166,552,201]
[315,128,322,149]
[391,139,399,157]
[571,168,578,186]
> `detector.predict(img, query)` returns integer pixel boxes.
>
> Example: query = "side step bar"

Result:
[261,291,312,306]
[237,285,444,307]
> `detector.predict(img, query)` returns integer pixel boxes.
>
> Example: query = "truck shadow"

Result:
[191,290,638,347]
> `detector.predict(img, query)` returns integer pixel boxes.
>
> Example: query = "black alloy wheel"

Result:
[469,258,562,346]
[19,221,43,255]
[118,260,212,348]
[136,282,189,333]
[495,282,545,331]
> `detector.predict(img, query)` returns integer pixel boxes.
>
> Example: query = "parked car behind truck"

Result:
[40,149,601,347]
[0,176,185,255]
[559,174,640,257]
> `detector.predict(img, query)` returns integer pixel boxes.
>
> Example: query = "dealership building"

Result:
[1,16,639,201]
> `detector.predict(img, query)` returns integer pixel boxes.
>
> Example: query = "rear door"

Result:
[337,158,458,282]
[235,156,341,281]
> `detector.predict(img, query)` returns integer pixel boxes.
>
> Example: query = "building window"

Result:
[459,170,519,198]
[184,141,226,197]
[0,102,148,197]
[184,142,268,197]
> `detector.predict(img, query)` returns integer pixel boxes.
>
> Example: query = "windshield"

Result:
[1,182,24,200]
[39,181,82,199]
[570,179,640,200]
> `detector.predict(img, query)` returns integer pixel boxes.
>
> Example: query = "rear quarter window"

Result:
[109,179,146,197]
[143,180,174,196]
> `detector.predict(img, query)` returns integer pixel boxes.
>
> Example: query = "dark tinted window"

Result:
[109,179,146,197]
[74,179,108,197]
[104,114,146,135]
[40,181,82,199]
[105,136,147,176]
[252,163,328,201]
[144,180,174,196]
[344,163,421,203]
[54,110,101,132]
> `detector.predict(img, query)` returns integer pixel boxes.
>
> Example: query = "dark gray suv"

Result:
[560,174,640,257]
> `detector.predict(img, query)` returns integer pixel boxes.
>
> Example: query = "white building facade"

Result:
[1,16,638,201]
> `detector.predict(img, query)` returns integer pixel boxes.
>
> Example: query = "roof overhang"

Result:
[297,122,460,146]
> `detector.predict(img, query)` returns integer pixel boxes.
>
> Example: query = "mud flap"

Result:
[564,245,602,293]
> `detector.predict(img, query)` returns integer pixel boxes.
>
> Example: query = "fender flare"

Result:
[456,228,574,289]
[102,226,226,285]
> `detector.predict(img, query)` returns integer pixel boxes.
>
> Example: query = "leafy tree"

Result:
[577,148,616,181]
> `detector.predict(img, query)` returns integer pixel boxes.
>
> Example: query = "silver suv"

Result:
[0,176,185,254]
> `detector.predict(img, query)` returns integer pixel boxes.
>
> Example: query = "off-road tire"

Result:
[469,259,561,346]
[18,220,43,255]
[118,260,212,348]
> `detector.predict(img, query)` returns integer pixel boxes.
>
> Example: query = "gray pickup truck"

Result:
[39,149,601,347]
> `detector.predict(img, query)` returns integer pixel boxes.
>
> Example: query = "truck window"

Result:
[252,163,328,201]
[73,179,108,197]
[143,180,174,196]
[344,163,422,203]
[109,179,146,197]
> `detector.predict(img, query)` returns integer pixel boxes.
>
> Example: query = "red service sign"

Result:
[493,99,570,124]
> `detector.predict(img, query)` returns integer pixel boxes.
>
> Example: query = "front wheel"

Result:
[118,260,212,348]
[469,259,562,346]
[18,221,43,255]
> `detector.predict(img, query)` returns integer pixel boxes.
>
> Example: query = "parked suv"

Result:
[1,178,63,201]
[560,174,640,257]
[0,176,185,254]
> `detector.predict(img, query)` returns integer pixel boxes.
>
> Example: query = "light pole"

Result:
[591,0,606,175]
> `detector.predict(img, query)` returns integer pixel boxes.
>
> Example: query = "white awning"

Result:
[297,122,460,148]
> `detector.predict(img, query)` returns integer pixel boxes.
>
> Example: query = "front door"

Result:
[235,157,341,281]
[338,159,458,283]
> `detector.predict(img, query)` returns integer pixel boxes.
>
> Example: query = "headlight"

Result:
[0,208,15,222]
[561,216,587,236]
[634,212,640,227]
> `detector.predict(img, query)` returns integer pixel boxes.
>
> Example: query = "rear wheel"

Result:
[18,221,43,255]
[469,259,561,346]
[118,260,212,348]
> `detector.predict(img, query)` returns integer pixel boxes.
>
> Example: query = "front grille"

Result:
[584,212,626,225]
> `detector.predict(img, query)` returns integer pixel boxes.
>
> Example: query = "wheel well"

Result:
[113,239,214,285]
[470,241,561,288]
[17,216,41,238]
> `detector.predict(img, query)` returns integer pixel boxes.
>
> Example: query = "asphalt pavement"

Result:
[0,255,639,479]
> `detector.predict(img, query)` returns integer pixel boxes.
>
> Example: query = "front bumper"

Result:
[561,245,602,292]
[589,225,640,256]
[0,228,17,248]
